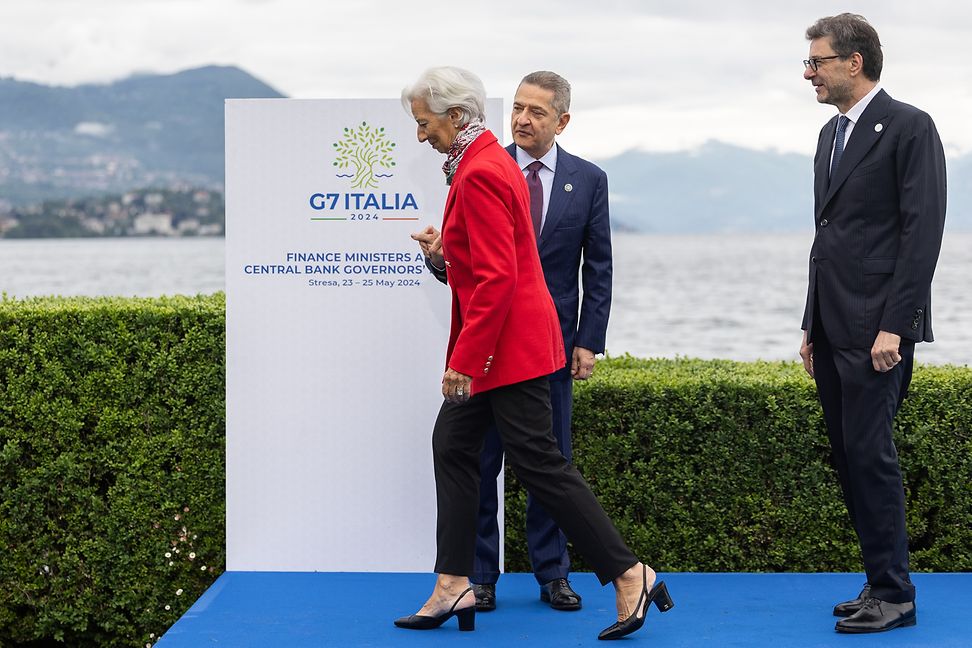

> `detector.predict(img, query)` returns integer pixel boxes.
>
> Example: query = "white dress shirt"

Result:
[831,83,883,168]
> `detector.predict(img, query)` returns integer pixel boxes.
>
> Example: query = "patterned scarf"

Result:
[442,119,487,185]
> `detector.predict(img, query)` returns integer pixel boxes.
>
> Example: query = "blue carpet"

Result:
[158,572,967,647]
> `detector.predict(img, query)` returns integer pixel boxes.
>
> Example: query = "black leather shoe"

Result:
[835,598,916,634]
[540,578,582,611]
[598,567,674,640]
[833,583,871,617]
[472,583,496,612]
[394,588,475,631]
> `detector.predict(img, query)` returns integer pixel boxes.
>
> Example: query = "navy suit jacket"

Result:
[802,89,946,348]
[428,143,612,379]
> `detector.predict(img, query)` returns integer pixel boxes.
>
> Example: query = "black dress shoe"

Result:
[833,583,871,617]
[835,598,916,634]
[394,587,475,631]
[540,578,582,611]
[598,567,674,640]
[472,583,496,612]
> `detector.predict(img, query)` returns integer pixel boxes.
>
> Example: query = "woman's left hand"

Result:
[442,368,473,403]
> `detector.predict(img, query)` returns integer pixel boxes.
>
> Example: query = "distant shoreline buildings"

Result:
[0,187,224,238]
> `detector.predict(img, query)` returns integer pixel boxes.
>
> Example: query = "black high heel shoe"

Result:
[394,587,476,631]
[598,566,674,640]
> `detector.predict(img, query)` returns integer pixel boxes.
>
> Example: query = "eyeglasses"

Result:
[803,55,843,72]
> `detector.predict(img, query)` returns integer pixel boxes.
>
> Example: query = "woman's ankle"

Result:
[435,574,470,595]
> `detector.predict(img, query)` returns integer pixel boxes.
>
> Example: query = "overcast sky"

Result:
[2,0,969,160]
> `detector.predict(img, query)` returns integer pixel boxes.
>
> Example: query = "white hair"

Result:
[401,66,486,126]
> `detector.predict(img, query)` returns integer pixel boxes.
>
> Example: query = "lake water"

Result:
[2,233,969,365]
[0,237,226,298]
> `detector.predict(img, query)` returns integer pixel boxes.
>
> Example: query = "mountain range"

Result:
[600,142,971,233]
[0,65,282,207]
[0,66,968,232]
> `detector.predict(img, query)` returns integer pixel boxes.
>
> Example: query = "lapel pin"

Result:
[564,183,573,192]
[874,123,883,132]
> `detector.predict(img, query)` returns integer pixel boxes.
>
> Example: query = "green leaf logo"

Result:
[332,121,397,188]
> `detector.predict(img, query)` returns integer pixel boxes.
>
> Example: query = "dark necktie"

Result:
[830,115,849,177]
[526,160,544,240]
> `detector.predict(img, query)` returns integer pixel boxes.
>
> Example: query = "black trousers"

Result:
[812,313,916,603]
[473,376,573,586]
[432,376,637,585]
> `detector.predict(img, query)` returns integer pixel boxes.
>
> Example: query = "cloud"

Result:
[74,121,114,137]
[1,0,970,157]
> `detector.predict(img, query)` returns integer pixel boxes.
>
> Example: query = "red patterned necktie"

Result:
[526,160,544,240]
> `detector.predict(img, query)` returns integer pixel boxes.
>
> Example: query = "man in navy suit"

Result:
[798,14,946,634]
[413,71,612,612]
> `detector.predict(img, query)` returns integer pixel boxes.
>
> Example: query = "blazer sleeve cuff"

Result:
[424,257,448,284]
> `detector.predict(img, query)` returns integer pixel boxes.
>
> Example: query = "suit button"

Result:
[811,256,816,263]
[483,367,490,374]
[916,308,924,315]
[820,219,829,227]
[911,323,919,330]
[487,355,494,361]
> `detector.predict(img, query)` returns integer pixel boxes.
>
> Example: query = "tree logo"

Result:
[332,122,396,188]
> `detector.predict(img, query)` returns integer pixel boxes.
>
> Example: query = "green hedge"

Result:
[2,297,970,645]
[0,295,225,647]
[504,356,972,574]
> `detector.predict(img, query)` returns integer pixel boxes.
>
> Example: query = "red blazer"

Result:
[440,130,565,394]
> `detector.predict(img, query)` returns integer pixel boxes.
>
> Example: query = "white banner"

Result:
[226,98,503,571]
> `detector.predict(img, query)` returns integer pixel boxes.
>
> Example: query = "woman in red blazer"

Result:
[393,67,674,641]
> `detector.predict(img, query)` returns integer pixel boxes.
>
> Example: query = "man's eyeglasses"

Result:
[803,55,843,72]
